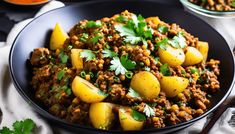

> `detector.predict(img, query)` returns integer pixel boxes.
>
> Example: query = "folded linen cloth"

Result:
[0,2,235,134]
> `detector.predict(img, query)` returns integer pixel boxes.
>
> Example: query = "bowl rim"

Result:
[3,0,51,6]
[8,0,235,133]
[180,0,235,16]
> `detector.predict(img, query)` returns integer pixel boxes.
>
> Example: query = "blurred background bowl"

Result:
[180,0,235,18]
[3,0,51,6]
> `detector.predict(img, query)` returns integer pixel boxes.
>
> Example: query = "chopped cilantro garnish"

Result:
[102,49,118,58]
[59,51,68,64]
[80,50,96,61]
[143,104,155,117]
[115,14,153,45]
[190,67,199,74]
[144,67,150,72]
[158,25,169,34]
[131,110,146,121]
[57,70,65,81]
[110,56,136,75]
[0,119,36,134]
[120,55,136,70]
[168,32,187,49]
[80,33,89,42]
[110,57,127,75]
[98,90,109,97]
[86,21,102,28]
[160,64,171,76]
[128,87,140,98]
[91,36,103,44]
[156,38,168,50]
[116,15,128,22]
[61,85,72,96]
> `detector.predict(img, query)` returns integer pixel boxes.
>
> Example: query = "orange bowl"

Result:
[4,0,51,6]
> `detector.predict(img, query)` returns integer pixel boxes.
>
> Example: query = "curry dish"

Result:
[29,11,220,130]
[189,0,235,11]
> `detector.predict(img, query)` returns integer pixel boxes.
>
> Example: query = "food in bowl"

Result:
[189,0,235,11]
[4,0,49,5]
[29,10,220,130]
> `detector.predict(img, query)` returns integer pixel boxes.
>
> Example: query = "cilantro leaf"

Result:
[110,57,127,75]
[61,85,72,95]
[57,70,65,81]
[232,0,235,7]
[0,119,36,134]
[158,25,169,34]
[190,67,199,74]
[160,64,171,76]
[143,104,155,117]
[156,38,168,50]
[80,33,89,42]
[114,25,141,44]
[168,32,187,49]
[102,49,118,58]
[120,55,136,70]
[59,51,68,64]
[80,50,96,61]
[86,21,102,28]
[98,90,109,97]
[131,110,146,121]
[0,127,13,134]
[91,36,103,44]
[128,88,140,98]
[115,15,128,22]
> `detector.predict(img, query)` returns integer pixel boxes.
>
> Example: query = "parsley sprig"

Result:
[102,49,117,58]
[160,64,171,76]
[143,104,155,117]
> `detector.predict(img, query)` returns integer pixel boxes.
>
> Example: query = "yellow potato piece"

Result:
[159,76,189,97]
[183,47,203,66]
[145,17,161,26]
[50,23,68,50]
[197,41,209,63]
[89,103,115,130]
[130,71,160,99]
[71,76,107,103]
[119,109,144,131]
[158,45,185,67]
[71,49,83,70]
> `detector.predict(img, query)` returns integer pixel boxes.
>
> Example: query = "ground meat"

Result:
[30,48,50,66]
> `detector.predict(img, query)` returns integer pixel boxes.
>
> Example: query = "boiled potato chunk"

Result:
[50,23,68,50]
[119,108,144,131]
[72,76,107,103]
[158,45,185,67]
[183,47,203,66]
[71,49,83,70]
[130,71,160,99]
[89,103,115,130]
[146,17,160,26]
[197,41,209,63]
[160,76,189,97]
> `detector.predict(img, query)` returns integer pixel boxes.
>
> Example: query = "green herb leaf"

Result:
[110,57,127,75]
[0,119,36,134]
[128,87,140,98]
[115,25,141,44]
[143,104,155,117]
[190,67,199,74]
[232,0,235,7]
[160,64,171,76]
[116,15,128,22]
[86,21,102,28]
[91,36,103,44]
[158,25,169,34]
[156,38,168,50]
[168,32,187,49]
[144,67,150,72]
[57,70,65,81]
[61,85,72,96]
[102,49,118,58]
[59,51,68,64]
[120,55,136,70]
[80,50,96,61]
[131,110,146,121]
[80,33,89,42]
[98,90,109,97]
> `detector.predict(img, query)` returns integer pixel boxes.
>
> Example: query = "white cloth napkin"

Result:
[0,2,235,134]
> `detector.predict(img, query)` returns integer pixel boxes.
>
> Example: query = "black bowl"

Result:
[9,0,235,133]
